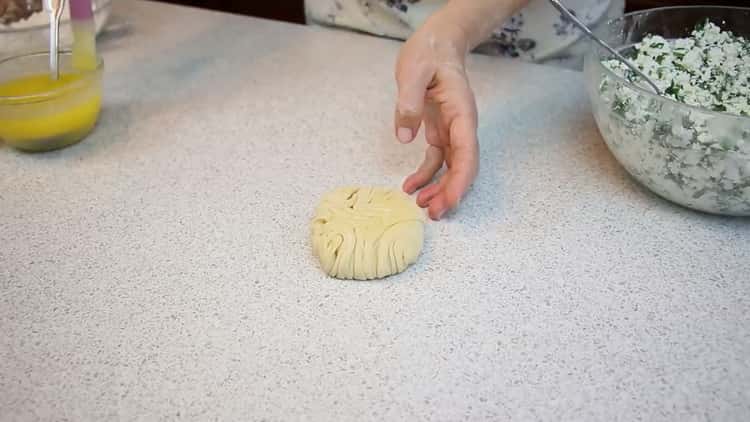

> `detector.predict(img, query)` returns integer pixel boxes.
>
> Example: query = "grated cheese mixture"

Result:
[590,21,750,215]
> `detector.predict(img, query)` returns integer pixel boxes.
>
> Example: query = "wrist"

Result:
[416,12,471,65]
[429,9,471,56]
[433,0,531,51]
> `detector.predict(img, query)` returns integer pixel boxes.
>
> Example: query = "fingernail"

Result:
[397,127,412,143]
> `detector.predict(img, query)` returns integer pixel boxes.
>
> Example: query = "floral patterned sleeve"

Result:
[305,0,624,65]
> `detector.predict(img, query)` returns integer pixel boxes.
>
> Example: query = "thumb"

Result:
[394,60,434,144]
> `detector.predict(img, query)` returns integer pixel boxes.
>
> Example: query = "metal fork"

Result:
[548,0,662,95]
[43,0,65,79]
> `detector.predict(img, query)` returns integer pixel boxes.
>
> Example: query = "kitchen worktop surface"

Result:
[1,1,749,420]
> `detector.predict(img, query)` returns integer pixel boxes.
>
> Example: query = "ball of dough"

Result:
[311,187,424,280]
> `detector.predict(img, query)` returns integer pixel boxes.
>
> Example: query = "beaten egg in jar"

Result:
[0,52,102,152]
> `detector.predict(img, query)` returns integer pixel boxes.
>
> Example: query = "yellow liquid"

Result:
[0,73,101,152]
[72,24,98,71]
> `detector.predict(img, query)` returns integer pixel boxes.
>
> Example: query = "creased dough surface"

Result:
[311,187,424,280]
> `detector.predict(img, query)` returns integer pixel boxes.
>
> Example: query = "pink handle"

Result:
[69,0,94,20]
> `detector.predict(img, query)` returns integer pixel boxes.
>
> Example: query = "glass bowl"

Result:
[0,51,103,152]
[584,6,750,216]
[0,0,112,58]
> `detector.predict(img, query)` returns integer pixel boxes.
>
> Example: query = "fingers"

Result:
[423,101,449,148]
[394,59,434,144]
[402,103,445,198]
[424,116,440,147]
[428,116,479,220]
[416,177,448,208]
[403,145,443,195]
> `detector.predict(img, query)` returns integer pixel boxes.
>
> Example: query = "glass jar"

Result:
[0,50,103,152]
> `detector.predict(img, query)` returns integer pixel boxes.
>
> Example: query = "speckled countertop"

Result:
[1,1,749,421]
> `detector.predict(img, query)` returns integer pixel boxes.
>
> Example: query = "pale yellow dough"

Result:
[311,187,425,280]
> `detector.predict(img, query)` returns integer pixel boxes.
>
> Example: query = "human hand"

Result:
[395,23,478,221]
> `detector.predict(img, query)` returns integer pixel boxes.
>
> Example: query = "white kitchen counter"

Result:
[1,1,749,420]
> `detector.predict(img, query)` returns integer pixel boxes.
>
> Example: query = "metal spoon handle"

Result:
[548,0,662,95]
[49,16,59,78]
[44,0,65,79]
